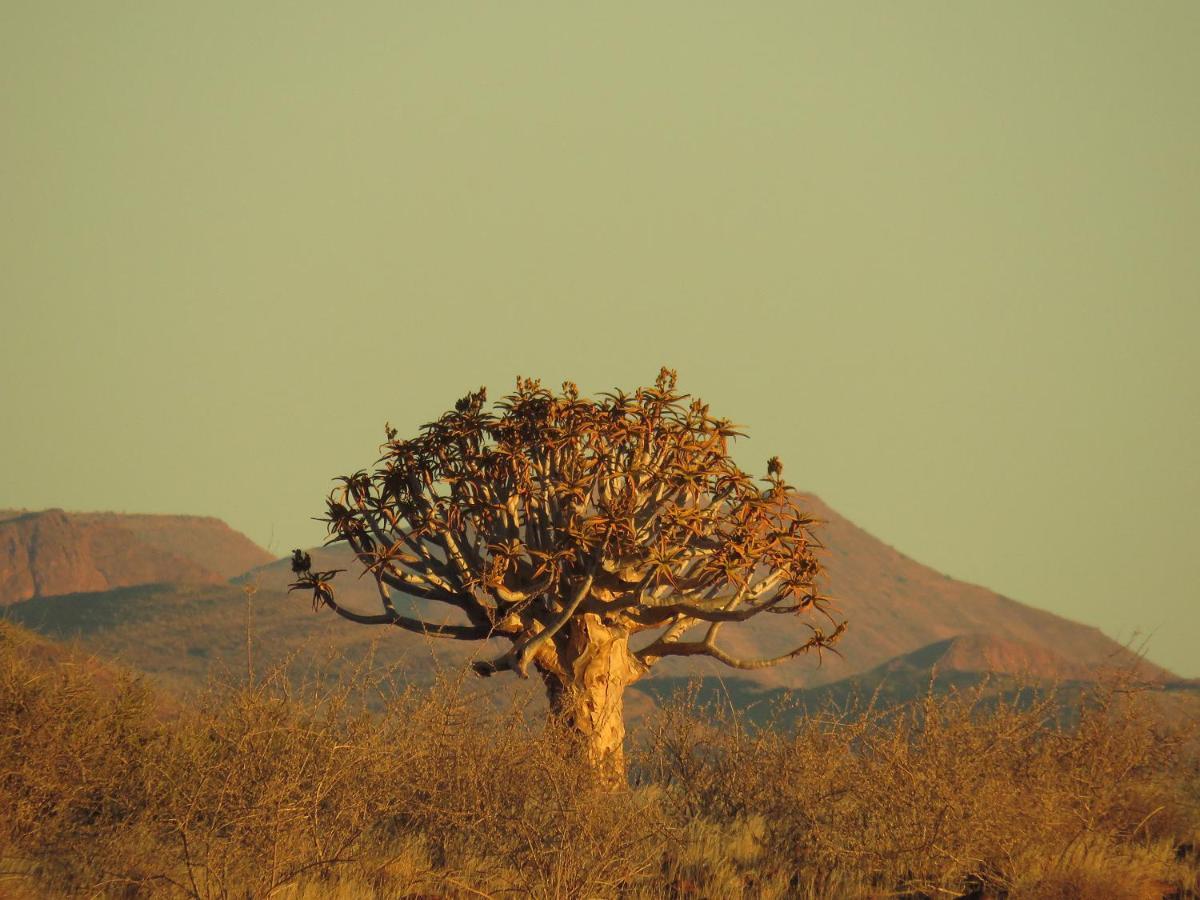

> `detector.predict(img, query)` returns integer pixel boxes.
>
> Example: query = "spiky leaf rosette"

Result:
[291,368,843,676]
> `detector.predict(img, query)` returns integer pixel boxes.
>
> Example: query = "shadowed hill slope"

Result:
[638,632,1193,731]
[0,580,621,719]
[0,616,159,710]
[1,581,466,697]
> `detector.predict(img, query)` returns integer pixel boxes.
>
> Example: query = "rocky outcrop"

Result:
[0,509,273,605]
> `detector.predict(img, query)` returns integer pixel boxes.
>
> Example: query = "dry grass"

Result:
[1,620,1196,899]
[637,680,1200,898]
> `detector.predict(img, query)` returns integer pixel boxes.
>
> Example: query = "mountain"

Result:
[0,497,1174,703]
[228,494,1167,690]
[641,493,1170,688]
[0,509,274,606]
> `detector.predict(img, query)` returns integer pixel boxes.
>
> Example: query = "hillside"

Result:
[0,509,274,605]
[698,493,1173,687]
[798,631,1139,708]
[0,616,161,711]
[1,497,1174,704]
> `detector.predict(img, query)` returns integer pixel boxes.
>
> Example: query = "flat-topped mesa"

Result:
[0,509,273,606]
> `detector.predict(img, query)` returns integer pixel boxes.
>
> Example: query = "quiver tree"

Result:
[291,369,844,778]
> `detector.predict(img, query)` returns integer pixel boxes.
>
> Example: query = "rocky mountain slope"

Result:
[765,494,1169,686]
[0,509,274,606]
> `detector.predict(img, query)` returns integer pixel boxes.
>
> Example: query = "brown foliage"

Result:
[293,368,841,661]
[289,370,843,770]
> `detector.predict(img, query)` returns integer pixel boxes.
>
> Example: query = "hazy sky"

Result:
[2,3,1197,675]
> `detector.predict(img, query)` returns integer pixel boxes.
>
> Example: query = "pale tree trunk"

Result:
[539,613,646,784]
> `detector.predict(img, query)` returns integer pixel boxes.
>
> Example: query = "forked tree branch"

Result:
[287,571,492,640]
[472,573,595,678]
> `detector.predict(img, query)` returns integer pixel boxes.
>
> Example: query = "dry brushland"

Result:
[0,620,1197,899]
[2,372,1196,898]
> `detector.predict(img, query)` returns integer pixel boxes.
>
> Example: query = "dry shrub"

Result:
[637,678,1200,898]
[0,623,161,893]
[1,619,1197,898]
[0,624,670,898]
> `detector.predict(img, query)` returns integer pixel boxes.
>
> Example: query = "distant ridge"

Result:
[0,509,274,606]
[0,496,1175,697]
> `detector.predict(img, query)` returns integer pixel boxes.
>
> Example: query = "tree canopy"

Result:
[290,368,843,770]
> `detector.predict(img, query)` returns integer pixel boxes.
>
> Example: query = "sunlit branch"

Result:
[288,575,491,640]
[635,621,846,669]
[472,573,595,678]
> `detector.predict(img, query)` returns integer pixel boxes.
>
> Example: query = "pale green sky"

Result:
[2,2,1197,675]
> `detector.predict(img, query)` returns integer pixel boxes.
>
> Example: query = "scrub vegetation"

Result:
[1,620,1196,899]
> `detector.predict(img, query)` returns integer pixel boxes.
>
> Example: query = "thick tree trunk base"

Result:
[541,613,645,784]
